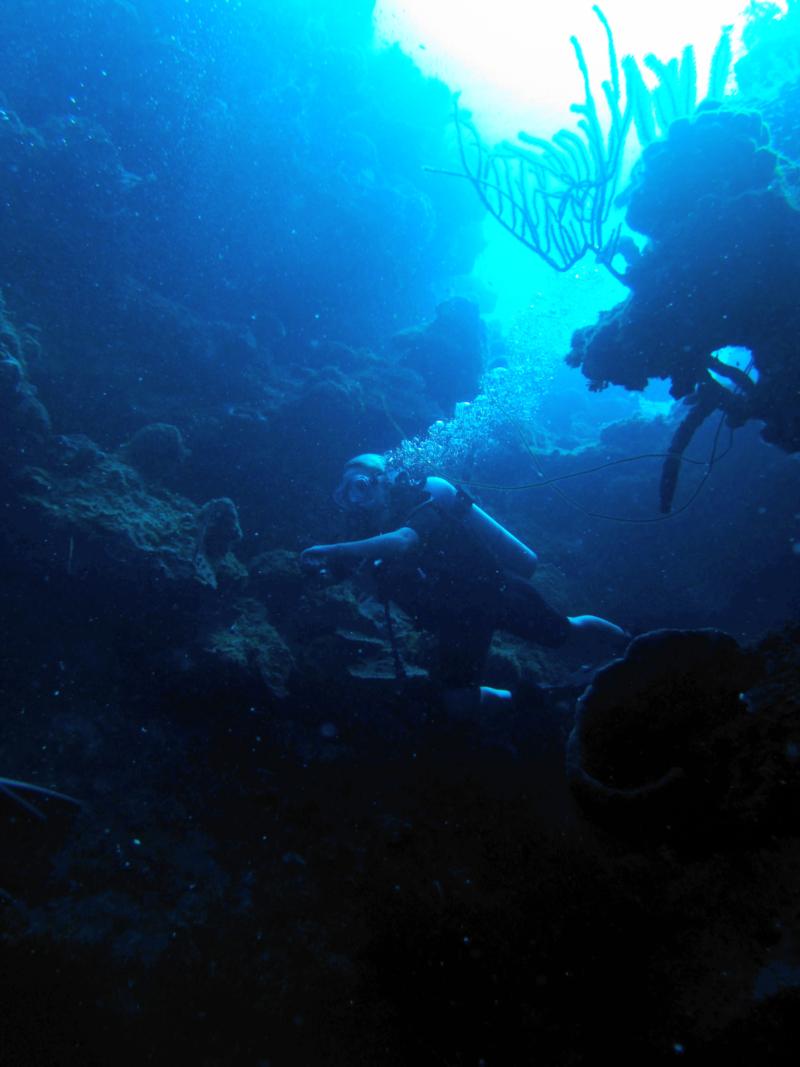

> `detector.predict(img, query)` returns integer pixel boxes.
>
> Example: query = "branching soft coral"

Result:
[449,6,732,278]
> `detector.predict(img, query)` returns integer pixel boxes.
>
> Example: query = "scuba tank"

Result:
[424,477,538,579]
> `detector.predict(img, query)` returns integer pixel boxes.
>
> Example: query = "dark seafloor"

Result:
[1,1,800,1064]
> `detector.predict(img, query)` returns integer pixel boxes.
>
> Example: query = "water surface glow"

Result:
[373,0,769,137]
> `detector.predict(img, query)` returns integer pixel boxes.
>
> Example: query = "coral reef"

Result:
[567,109,800,460]
[15,451,245,591]
[119,422,189,479]
[195,496,242,560]
[391,297,487,413]
[736,0,800,104]
[0,350,50,454]
[0,297,50,459]
[206,598,294,698]
[0,106,143,309]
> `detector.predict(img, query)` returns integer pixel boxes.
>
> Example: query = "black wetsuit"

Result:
[373,481,570,688]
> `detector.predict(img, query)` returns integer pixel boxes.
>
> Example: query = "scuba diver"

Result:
[301,454,629,713]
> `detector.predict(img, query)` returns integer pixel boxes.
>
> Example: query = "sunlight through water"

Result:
[373,0,769,138]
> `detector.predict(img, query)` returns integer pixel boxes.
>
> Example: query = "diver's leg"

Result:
[565,614,630,661]
[437,611,492,688]
[437,613,511,716]
[552,614,631,678]
[498,575,629,667]
[496,574,572,649]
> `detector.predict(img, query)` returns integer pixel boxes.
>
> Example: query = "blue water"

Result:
[1,1,800,1064]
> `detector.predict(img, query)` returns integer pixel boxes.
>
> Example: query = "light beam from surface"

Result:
[373,0,769,139]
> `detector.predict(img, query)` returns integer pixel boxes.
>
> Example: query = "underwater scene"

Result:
[1,0,799,1062]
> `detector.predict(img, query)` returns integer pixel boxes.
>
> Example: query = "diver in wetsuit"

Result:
[300,454,628,712]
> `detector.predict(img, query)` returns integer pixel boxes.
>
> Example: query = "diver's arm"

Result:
[301,527,419,570]
[567,615,628,640]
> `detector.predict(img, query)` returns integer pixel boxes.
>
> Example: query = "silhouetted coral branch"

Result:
[453,5,630,273]
[451,8,733,277]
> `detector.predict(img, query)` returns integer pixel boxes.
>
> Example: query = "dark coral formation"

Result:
[0,107,140,305]
[120,422,189,479]
[568,108,800,454]
[17,446,247,591]
[566,628,784,842]
[206,597,294,697]
[392,297,487,413]
[0,339,248,597]
[0,296,49,458]
[0,350,50,451]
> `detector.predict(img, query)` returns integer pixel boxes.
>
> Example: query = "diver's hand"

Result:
[564,615,630,669]
[300,545,333,572]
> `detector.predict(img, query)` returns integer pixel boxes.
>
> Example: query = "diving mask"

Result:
[333,468,384,511]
